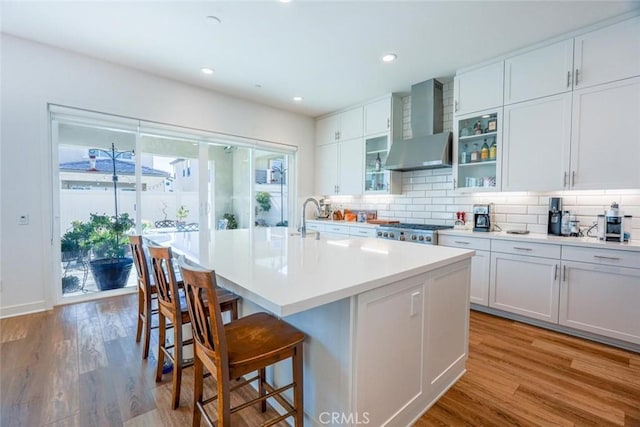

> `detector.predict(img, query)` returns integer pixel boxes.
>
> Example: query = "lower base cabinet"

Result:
[560,261,640,345]
[438,235,490,306]
[489,252,560,323]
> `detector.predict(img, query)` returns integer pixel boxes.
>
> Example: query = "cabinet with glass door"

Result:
[364,134,401,194]
[453,109,502,192]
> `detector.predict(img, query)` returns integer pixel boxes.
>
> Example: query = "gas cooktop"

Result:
[377,223,453,231]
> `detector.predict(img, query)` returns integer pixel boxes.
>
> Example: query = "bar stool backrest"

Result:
[129,235,151,292]
[148,246,180,313]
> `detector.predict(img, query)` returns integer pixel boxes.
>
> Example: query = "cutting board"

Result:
[367,219,400,224]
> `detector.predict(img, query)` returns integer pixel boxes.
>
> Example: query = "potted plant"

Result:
[85,212,135,291]
[223,213,238,229]
[255,191,271,226]
[176,205,189,230]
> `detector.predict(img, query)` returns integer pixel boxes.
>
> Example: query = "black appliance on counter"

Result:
[548,197,563,236]
[473,204,492,232]
[376,223,453,245]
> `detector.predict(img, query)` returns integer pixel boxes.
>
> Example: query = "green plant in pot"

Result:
[223,213,238,229]
[85,212,135,291]
[255,191,271,226]
[176,205,189,230]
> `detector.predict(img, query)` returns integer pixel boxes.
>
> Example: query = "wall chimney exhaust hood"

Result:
[384,79,452,171]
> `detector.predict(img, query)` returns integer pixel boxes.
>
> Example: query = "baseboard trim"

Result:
[0,300,49,319]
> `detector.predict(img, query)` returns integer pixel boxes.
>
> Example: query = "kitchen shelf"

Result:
[459,131,497,142]
[366,149,388,155]
[459,160,497,167]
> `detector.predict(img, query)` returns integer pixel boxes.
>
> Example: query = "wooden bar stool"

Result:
[149,246,240,410]
[178,257,305,427]
[129,235,158,360]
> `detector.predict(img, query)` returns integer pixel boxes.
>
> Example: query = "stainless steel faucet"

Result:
[300,197,321,238]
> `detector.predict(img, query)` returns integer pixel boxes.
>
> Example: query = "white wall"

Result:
[0,34,315,317]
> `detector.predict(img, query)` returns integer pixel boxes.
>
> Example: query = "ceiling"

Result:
[2,1,639,117]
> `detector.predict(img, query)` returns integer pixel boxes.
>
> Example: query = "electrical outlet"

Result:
[18,214,29,225]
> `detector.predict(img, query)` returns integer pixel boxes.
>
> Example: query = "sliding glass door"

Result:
[51,105,295,303]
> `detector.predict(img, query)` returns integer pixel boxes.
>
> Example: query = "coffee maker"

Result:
[547,197,563,236]
[473,204,492,232]
[597,202,632,242]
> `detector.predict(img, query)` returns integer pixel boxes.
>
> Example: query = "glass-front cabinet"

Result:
[453,108,502,192]
[364,134,401,194]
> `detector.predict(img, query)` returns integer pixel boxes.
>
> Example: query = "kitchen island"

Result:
[146,227,474,426]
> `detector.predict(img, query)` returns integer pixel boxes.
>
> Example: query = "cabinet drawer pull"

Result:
[513,246,532,251]
[454,241,470,245]
[593,255,621,261]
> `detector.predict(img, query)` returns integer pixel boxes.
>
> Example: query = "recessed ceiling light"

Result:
[293,96,303,102]
[280,0,292,3]
[381,53,397,63]
[201,67,214,75]
[206,15,222,24]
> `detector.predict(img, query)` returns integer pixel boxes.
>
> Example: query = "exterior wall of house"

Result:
[0,34,314,317]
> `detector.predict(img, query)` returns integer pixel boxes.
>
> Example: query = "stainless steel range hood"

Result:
[385,79,452,171]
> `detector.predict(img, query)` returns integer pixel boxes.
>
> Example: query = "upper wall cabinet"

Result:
[316,106,363,146]
[454,61,504,116]
[503,16,640,106]
[574,16,640,90]
[504,39,574,105]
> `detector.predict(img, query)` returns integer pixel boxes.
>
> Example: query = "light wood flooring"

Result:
[1,294,639,426]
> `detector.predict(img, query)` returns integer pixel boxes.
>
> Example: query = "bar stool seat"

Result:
[178,257,305,427]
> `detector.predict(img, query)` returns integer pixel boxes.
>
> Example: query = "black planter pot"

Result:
[89,257,134,291]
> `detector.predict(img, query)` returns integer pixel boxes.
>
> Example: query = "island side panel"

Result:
[353,258,472,427]
[239,296,353,427]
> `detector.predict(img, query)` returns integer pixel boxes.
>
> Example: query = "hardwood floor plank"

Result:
[123,408,165,427]
[39,339,80,422]
[78,367,123,427]
[571,357,640,388]
[96,299,128,342]
[77,317,108,374]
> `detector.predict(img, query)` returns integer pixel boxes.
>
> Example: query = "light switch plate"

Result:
[18,214,29,225]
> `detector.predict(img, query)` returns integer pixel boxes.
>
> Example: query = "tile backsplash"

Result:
[327,78,640,239]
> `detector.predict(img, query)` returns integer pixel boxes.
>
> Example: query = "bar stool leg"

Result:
[171,321,183,409]
[192,357,203,427]
[156,314,166,383]
[142,292,152,359]
[258,367,267,412]
[136,288,144,343]
[293,343,304,426]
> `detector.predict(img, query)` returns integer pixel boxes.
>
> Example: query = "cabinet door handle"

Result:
[453,178,457,189]
[563,171,568,187]
[454,100,459,112]
[513,246,532,251]
[563,265,567,282]
[566,71,571,88]
[554,264,558,281]
[593,255,621,261]
[575,68,580,86]
[571,171,575,187]
[387,118,390,129]
[454,241,470,245]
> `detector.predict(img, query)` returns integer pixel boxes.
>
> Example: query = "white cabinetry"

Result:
[569,76,640,190]
[489,240,561,322]
[502,93,572,191]
[438,235,490,306]
[454,61,504,115]
[504,39,574,104]
[363,95,403,194]
[315,106,363,146]
[560,245,640,344]
[314,138,364,195]
[574,16,640,90]
[355,261,470,426]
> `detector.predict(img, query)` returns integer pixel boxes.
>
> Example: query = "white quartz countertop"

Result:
[307,219,380,228]
[145,227,474,316]
[438,228,640,252]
